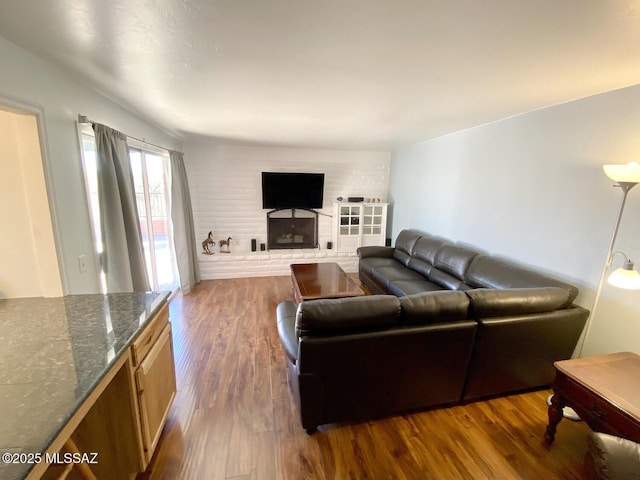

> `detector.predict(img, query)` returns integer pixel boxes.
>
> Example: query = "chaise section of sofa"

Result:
[461,287,588,400]
[277,293,477,433]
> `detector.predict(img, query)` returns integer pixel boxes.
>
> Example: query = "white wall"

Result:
[0,36,182,294]
[0,110,63,298]
[389,84,640,357]
[184,141,390,278]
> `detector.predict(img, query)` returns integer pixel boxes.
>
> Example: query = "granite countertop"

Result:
[0,291,169,480]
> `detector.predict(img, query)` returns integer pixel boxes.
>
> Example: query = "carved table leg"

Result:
[544,392,565,446]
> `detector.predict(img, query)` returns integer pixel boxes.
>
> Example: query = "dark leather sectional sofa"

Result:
[276,229,590,433]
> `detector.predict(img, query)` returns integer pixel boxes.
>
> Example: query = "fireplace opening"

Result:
[267,208,318,250]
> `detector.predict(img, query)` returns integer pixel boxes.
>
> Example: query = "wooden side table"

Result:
[544,352,640,446]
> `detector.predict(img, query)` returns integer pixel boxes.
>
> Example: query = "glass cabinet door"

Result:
[362,205,384,235]
[339,205,361,236]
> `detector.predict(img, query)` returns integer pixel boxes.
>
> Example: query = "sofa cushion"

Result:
[465,256,578,304]
[399,291,470,326]
[359,257,400,277]
[295,295,400,337]
[393,230,423,266]
[406,257,433,278]
[465,287,572,318]
[372,265,426,289]
[412,234,450,264]
[428,269,473,291]
[433,244,483,280]
[388,280,444,297]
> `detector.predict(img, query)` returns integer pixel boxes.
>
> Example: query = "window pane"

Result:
[146,154,174,290]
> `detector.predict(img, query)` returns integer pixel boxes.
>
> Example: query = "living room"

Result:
[2,2,640,479]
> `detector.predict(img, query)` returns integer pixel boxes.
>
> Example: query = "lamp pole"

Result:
[577,182,637,357]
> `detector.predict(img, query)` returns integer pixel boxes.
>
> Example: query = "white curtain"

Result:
[93,123,150,292]
[170,150,200,294]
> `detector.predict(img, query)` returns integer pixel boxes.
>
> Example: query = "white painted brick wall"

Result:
[184,142,391,279]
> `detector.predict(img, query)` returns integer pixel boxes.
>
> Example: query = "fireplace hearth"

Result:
[267,208,318,250]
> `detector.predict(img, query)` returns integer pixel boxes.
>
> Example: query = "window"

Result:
[129,147,177,291]
[79,127,178,292]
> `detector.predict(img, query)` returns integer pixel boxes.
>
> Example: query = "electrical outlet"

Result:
[78,255,87,273]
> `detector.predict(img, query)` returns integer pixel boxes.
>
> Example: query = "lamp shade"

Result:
[607,261,640,289]
[603,162,640,183]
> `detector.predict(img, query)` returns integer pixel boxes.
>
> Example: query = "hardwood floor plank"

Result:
[141,276,591,480]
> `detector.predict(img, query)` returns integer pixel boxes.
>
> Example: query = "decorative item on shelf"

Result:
[201,231,215,254]
[219,236,232,253]
[547,161,640,421]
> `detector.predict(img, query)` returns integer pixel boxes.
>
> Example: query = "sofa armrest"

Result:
[357,245,395,259]
[584,432,640,480]
[277,301,299,364]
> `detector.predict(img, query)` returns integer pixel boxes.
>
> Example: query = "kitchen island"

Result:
[0,291,175,480]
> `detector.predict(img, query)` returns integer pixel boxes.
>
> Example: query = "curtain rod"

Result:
[78,114,181,154]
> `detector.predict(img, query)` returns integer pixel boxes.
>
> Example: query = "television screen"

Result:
[262,172,324,209]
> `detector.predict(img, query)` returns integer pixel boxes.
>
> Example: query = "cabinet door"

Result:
[135,324,176,463]
[361,204,387,246]
[337,204,361,251]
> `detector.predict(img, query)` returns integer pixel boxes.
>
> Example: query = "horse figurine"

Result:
[219,236,232,253]
[202,231,215,254]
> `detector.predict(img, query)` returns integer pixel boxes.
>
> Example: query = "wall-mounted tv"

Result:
[262,172,324,209]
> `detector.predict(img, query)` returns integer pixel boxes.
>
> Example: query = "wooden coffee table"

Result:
[544,352,640,446]
[290,262,365,303]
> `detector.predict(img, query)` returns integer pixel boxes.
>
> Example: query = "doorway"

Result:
[0,107,63,298]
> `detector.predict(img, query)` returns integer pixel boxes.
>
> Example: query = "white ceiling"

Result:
[2,1,640,150]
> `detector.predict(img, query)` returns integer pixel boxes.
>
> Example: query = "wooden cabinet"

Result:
[130,302,176,466]
[34,302,176,480]
[334,202,388,252]
[135,322,176,464]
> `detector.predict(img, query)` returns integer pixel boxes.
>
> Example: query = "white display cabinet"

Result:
[333,202,388,252]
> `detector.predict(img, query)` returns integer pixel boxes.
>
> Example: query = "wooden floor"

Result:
[139,276,591,480]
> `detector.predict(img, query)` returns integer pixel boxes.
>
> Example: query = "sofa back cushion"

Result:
[465,256,578,304]
[399,291,470,325]
[434,244,483,279]
[412,234,451,264]
[466,287,572,317]
[296,295,400,337]
[424,244,482,290]
[393,230,423,265]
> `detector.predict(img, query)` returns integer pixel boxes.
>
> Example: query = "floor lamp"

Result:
[578,162,640,356]
[549,162,640,420]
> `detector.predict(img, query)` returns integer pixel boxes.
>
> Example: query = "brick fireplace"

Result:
[267,208,318,250]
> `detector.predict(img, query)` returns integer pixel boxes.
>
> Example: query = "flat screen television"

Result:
[262,172,324,209]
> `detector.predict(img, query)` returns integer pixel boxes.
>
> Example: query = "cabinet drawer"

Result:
[131,303,169,367]
[556,375,640,442]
